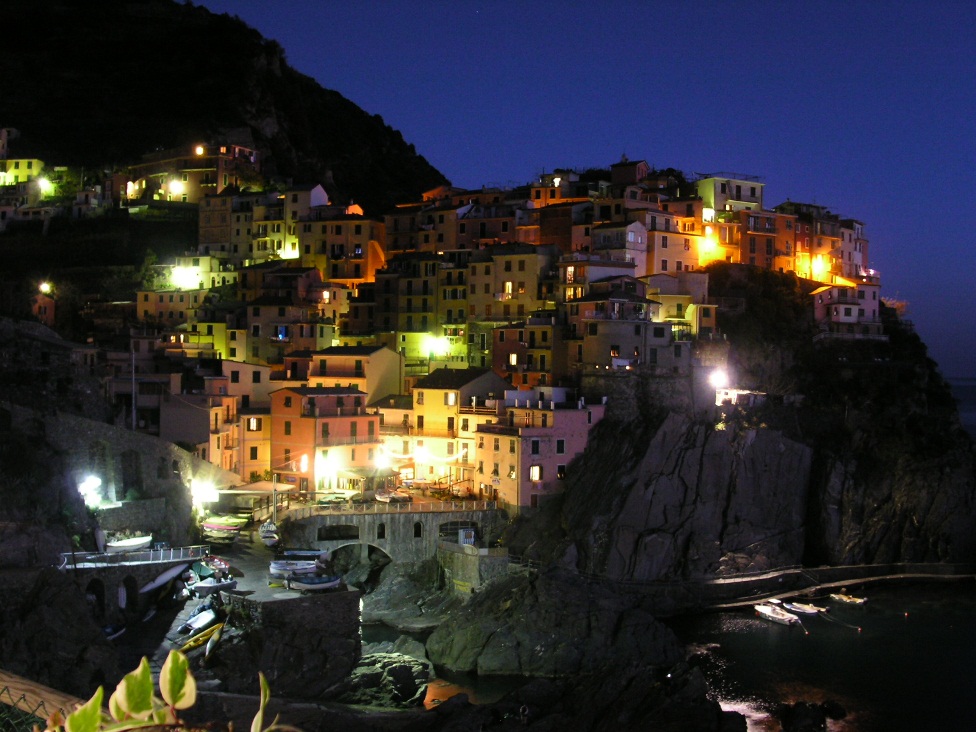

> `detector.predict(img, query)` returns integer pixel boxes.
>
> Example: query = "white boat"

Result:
[830,592,867,605]
[139,562,190,594]
[190,576,238,597]
[269,560,318,578]
[755,603,800,625]
[784,601,828,614]
[285,574,342,592]
[258,520,279,547]
[178,608,218,636]
[105,535,153,553]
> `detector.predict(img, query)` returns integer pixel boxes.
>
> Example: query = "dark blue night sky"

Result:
[198,0,976,378]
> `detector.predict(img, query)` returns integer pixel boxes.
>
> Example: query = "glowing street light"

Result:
[38,281,52,295]
[77,475,102,507]
[709,369,729,389]
[190,478,218,512]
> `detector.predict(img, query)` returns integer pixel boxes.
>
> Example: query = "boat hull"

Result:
[755,604,799,625]
[106,535,153,553]
[285,574,342,592]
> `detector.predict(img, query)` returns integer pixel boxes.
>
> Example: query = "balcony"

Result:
[314,434,381,447]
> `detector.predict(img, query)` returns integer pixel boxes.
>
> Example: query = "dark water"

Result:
[666,581,976,731]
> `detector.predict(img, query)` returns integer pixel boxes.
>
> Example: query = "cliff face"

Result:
[546,405,975,585]
[558,413,814,581]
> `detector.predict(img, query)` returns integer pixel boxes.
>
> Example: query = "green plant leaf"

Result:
[159,650,197,710]
[107,688,124,722]
[108,658,154,720]
[250,673,271,732]
[64,686,104,732]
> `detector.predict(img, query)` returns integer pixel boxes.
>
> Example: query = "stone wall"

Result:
[436,542,509,595]
[96,498,169,534]
[8,404,239,546]
[223,589,362,698]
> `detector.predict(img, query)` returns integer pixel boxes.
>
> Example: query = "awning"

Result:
[336,467,397,480]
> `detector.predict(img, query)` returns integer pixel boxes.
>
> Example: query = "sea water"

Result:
[666,581,976,731]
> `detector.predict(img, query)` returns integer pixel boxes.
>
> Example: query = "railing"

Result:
[287,500,498,520]
[57,544,211,569]
[0,668,86,731]
[314,434,381,447]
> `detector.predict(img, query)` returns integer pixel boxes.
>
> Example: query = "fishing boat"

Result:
[284,574,342,592]
[201,515,249,544]
[178,608,218,636]
[258,520,279,548]
[754,602,800,625]
[268,559,318,578]
[190,575,238,598]
[784,601,828,614]
[105,534,153,553]
[139,562,191,595]
[830,592,867,604]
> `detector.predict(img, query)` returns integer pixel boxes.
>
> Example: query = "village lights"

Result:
[194,145,205,155]
[170,266,199,290]
[37,177,53,195]
[299,453,309,473]
[38,281,52,294]
[424,335,450,357]
[169,180,185,196]
[77,475,102,508]
[709,369,729,389]
[190,478,218,511]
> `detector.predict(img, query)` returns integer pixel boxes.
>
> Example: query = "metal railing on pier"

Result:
[287,499,497,520]
[57,544,212,570]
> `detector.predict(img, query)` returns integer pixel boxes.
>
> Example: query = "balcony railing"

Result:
[315,434,381,447]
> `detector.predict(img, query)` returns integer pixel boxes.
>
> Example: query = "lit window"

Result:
[529,465,542,481]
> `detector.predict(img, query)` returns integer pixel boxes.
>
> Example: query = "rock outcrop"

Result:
[426,571,683,676]
[558,412,813,581]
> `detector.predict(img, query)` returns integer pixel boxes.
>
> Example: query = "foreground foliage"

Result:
[39,651,292,732]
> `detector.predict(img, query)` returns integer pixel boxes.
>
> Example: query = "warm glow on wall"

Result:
[698,232,722,266]
[811,255,828,281]
[424,336,450,357]
[171,266,199,290]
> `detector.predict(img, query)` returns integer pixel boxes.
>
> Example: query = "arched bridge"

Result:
[280,501,506,563]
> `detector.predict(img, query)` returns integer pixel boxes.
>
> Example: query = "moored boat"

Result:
[105,534,153,553]
[190,576,238,597]
[755,603,800,625]
[258,520,279,548]
[269,559,318,578]
[284,574,342,592]
[830,592,867,605]
[784,601,828,614]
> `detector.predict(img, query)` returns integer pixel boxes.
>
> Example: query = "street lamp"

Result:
[77,475,102,508]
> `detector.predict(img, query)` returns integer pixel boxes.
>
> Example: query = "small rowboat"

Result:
[830,593,867,605]
[755,603,800,625]
[784,601,828,614]
[258,520,279,548]
[106,535,153,553]
[190,576,238,597]
[285,574,342,592]
[269,560,317,578]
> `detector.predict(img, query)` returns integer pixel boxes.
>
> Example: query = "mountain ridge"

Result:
[3,0,448,213]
